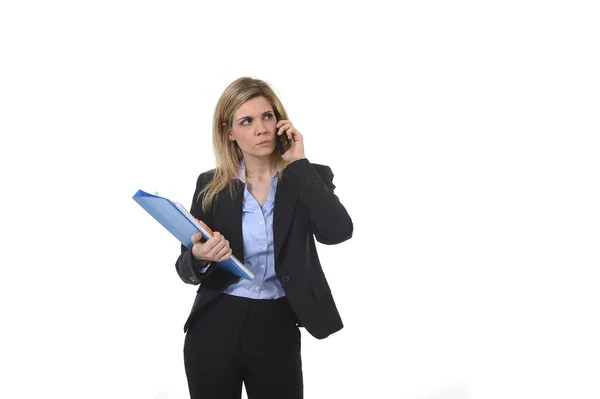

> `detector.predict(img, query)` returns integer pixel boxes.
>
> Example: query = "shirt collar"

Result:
[235,158,282,183]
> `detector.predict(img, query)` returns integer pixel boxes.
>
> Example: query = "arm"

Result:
[175,171,217,285]
[283,159,353,244]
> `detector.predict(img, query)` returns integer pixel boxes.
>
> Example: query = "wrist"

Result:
[287,156,307,164]
[191,250,205,263]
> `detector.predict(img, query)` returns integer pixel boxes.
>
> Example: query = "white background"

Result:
[1,1,599,398]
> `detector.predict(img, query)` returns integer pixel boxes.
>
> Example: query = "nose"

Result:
[255,119,268,135]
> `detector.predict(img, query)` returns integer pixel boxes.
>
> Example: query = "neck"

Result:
[243,154,279,181]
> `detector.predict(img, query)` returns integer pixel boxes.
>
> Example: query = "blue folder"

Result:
[132,189,254,280]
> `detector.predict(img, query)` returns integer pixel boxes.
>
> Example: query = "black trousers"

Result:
[183,293,303,399]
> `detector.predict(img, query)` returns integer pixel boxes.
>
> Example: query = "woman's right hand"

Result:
[191,231,233,263]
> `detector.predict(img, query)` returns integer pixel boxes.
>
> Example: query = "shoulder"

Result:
[284,160,336,186]
[196,169,216,186]
[311,163,334,180]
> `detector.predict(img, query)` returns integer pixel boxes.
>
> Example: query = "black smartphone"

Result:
[274,109,289,155]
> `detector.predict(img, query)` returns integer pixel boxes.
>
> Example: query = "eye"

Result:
[240,113,273,126]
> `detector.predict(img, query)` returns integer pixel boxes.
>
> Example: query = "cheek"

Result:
[233,130,252,146]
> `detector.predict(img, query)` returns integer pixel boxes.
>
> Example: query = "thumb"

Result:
[191,232,202,244]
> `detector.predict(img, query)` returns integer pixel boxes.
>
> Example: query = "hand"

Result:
[191,231,233,263]
[276,119,306,163]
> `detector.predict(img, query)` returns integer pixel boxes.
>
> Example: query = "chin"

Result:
[258,145,276,153]
[248,148,274,157]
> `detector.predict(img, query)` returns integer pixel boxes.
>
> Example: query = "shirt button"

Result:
[261,265,265,269]
[281,276,290,283]
[259,221,264,225]
[255,287,260,291]
[262,246,267,251]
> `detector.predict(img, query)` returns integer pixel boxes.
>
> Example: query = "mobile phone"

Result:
[274,109,289,155]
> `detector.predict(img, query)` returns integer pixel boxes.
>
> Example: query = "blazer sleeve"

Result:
[174,171,218,285]
[283,158,353,245]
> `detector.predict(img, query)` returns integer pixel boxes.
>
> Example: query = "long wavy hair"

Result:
[198,77,290,213]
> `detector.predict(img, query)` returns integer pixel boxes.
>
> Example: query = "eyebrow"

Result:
[236,110,274,122]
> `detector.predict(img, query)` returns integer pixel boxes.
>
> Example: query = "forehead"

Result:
[234,96,273,117]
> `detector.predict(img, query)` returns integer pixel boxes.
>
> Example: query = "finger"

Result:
[279,126,292,140]
[286,127,295,140]
[208,231,222,244]
[209,236,228,256]
[218,248,233,262]
[215,245,230,260]
[202,232,221,251]
[277,121,291,133]
[209,242,228,262]
[191,232,202,244]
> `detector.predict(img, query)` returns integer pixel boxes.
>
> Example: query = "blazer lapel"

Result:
[219,180,245,264]
[274,175,298,268]
[214,180,244,286]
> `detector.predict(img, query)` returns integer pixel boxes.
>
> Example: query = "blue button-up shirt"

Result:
[222,159,286,299]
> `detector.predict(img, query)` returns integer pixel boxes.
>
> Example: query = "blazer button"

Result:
[281,276,290,283]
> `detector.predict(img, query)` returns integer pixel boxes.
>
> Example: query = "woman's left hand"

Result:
[276,120,306,163]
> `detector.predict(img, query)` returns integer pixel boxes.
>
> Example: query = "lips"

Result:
[256,140,271,146]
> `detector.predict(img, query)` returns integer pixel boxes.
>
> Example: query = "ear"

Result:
[223,122,235,141]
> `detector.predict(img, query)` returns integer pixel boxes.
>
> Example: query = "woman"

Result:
[175,77,353,399]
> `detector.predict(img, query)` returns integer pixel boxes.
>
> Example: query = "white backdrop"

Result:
[1,1,599,398]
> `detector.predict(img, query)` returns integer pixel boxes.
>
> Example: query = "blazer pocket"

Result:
[310,269,331,300]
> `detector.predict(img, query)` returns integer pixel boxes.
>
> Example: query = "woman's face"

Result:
[228,96,277,157]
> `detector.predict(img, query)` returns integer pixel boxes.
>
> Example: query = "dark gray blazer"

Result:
[175,159,353,339]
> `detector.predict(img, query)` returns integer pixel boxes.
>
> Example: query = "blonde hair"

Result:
[198,77,289,212]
